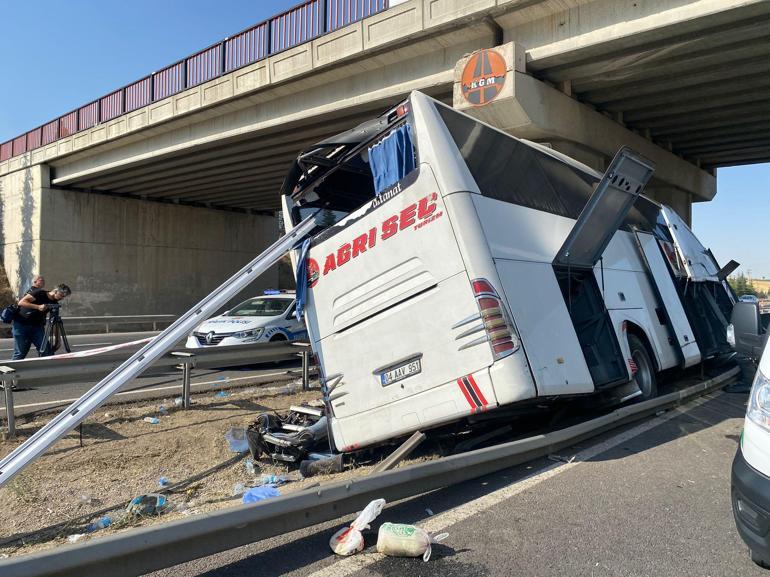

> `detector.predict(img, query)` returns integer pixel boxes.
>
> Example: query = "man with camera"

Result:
[12,284,71,360]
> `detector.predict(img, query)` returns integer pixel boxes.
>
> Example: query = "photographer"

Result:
[12,284,71,360]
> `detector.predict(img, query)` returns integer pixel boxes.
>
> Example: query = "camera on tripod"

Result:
[43,303,69,354]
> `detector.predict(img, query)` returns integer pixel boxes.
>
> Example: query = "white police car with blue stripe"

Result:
[185,291,307,348]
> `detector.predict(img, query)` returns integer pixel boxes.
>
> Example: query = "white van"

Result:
[731,305,770,568]
[281,91,735,452]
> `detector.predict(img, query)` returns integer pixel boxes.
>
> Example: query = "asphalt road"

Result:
[145,388,764,577]
[0,331,303,419]
[0,331,159,361]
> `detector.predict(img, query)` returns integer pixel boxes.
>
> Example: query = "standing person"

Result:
[12,284,71,360]
[26,275,45,294]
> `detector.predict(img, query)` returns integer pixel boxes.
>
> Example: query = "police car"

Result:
[185,291,307,348]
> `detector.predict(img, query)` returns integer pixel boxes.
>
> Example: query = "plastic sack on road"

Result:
[376,522,448,562]
[329,498,386,556]
[242,485,280,504]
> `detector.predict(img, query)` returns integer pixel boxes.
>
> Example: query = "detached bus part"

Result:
[280,91,735,453]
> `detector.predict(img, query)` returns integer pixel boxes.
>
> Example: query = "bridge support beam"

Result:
[0,165,279,315]
[453,43,716,223]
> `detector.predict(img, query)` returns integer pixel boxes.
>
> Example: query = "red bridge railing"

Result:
[0,0,389,163]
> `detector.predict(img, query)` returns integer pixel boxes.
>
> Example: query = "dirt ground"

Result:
[0,379,381,558]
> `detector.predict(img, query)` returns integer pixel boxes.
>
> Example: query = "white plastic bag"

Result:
[376,522,448,562]
[329,498,386,556]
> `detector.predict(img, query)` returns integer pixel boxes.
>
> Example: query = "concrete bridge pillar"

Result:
[452,43,715,224]
[0,164,278,316]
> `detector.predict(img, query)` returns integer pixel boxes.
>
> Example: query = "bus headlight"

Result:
[747,368,770,432]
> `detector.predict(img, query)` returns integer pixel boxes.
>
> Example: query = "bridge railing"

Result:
[0,0,389,164]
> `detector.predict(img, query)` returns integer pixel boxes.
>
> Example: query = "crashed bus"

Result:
[278,91,735,454]
[0,91,740,487]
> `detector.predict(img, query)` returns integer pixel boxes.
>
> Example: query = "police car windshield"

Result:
[227,298,292,317]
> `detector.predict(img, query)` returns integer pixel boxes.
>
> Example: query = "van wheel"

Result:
[629,334,657,400]
[270,334,287,342]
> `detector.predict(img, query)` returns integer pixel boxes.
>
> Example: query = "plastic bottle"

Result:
[259,474,286,486]
[86,516,112,533]
[244,459,256,476]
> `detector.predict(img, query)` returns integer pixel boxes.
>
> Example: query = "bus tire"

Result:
[629,333,657,400]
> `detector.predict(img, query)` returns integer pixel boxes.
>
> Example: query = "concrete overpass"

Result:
[1,0,768,314]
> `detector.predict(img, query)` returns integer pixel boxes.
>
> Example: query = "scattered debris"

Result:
[224,427,249,453]
[86,516,112,533]
[173,397,184,407]
[258,474,287,486]
[329,498,386,556]
[158,477,170,487]
[158,405,169,416]
[67,534,87,544]
[425,508,434,516]
[215,391,230,398]
[371,431,426,474]
[300,454,344,478]
[232,483,246,496]
[547,454,576,464]
[242,485,280,504]
[244,458,257,476]
[655,410,667,416]
[126,494,168,517]
[246,408,328,463]
[143,417,160,425]
[377,523,448,562]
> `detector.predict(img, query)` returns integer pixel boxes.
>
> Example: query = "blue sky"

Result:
[2,1,767,278]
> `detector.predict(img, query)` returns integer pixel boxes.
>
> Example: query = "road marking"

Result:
[0,342,118,353]
[9,371,292,410]
[306,394,718,577]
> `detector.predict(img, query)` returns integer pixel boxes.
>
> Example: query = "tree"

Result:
[729,274,759,297]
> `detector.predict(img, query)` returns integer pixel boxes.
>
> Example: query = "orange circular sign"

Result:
[461,49,507,106]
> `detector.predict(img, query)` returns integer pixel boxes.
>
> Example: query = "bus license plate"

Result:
[381,359,421,386]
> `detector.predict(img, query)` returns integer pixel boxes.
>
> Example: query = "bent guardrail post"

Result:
[171,352,196,408]
[0,366,17,438]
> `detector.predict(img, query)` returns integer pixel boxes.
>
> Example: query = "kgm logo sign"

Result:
[461,49,507,106]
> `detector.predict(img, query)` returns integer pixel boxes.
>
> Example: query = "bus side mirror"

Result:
[730,302,767,358]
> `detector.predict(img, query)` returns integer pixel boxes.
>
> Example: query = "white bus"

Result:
[281,91,735,452]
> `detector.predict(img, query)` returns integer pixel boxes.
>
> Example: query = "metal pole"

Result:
[0,367,17,439]
[171,352,195,409]
[183,362,191,408]
[301,349,310,390]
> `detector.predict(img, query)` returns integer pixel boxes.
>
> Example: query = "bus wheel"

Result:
[629,334,657,400]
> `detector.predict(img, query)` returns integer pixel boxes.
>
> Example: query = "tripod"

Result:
[42,307,71,355]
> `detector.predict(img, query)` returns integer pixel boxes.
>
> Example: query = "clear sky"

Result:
[2,1,767,278]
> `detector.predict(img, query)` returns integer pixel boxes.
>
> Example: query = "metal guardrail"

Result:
[62,315,177,333]
[0,341,312,437]
[0,366,739,577]
[0,0,389,162]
